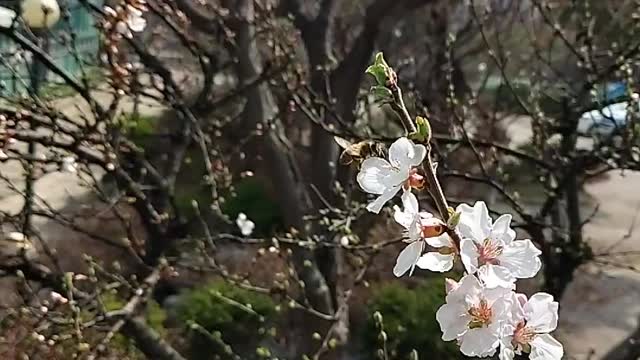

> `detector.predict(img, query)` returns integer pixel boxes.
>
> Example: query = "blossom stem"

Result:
[388,82,461,250]
[389,83,416,134]
[424,155,449,220]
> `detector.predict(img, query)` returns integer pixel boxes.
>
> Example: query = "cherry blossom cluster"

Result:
[99,0,147,90]
[356,137,563,360]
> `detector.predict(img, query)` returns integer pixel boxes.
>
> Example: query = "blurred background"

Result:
[0,0,639,359]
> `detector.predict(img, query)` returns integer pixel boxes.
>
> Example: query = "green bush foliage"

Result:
[100,292,168,359]
[176,281,277,343]
[362,279,460,360]
[221,177,284,235]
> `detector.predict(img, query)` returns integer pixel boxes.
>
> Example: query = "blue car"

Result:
[577,82,638,137]
[577,100,639,136]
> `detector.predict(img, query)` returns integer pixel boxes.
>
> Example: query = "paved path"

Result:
[557,171,640,359]
[503,115,640,359]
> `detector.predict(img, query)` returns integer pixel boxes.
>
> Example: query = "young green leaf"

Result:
[366,52,391,85]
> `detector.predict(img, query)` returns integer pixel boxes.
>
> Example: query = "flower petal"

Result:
[524,293,559,333]
[426,233,452,248]
[492,214,516,245]
[455,204,476,239]
[499,337,516,360]
[401,191,419,214]
[366,187,400,214]
[357,157,395,195]
[388,137,413,169]
[499,239,542,278]
[457,201,491,241]
[445,278,459,293]
[393,206,415,230]
[473,201,492,238]
[460,239,480,274]
[447,274,482,303]
[436,303,470,341]
[409,143,427,166]
[459,327,500,357]
[416,252,454,272]
[477,264,516,289]
[388,137,425,169]
[241,221,255,236]
[128,15,146,32]
[483,287,514,310]
[392,191,423,236]
[530,334,563,360]
[393,241,423,277]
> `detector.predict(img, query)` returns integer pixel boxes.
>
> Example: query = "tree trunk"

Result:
[235,0,334,316]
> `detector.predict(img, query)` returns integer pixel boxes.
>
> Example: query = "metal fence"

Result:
[0,0,101,94]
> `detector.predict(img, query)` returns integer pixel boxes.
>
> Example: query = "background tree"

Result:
[0,0,640,358]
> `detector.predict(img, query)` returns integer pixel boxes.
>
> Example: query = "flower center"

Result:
[468,299,493,328]
[477,238,503,265]
[405,168,425,190]
[513,321,536,347]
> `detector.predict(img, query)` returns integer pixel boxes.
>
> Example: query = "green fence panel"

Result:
[0,0,102,94]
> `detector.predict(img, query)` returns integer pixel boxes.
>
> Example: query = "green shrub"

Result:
[176,281,277,344]
[96,292,168,359]
[120,113,158,149]
[362,279,460,360]
[221,177,284,235]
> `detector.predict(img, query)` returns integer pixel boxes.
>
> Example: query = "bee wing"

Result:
[334,136,352,150]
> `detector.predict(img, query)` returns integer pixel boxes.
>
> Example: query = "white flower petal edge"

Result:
[358,157,395,195]
[366,188,399,213]
[392,192,455,276]
[356,137,425,214]
[530,334,564,360]
[500,292,563,360]
[393,241,423,277]
[393,191,421,235]
[236,213,255,237]
[499,239,542,279]
[524,293,559,333]
[457,201,542,288]
[477,264,516,289]
[388,137,427,168]
[416,252,454,272]
[436,275,513,357]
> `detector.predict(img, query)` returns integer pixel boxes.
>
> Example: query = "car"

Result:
[576,99,639,137]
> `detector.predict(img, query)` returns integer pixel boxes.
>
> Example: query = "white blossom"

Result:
[392,192,455,276]
[126,6,146,32]
[499,293,563,360]
[357,137,426,213]
[236,213,255,236]
[105,5,146,39]
[436,275,513,357]
[339,236,350,247]
[457,201,542,288]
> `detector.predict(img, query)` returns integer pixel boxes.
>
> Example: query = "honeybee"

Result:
[334,136,386,165]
